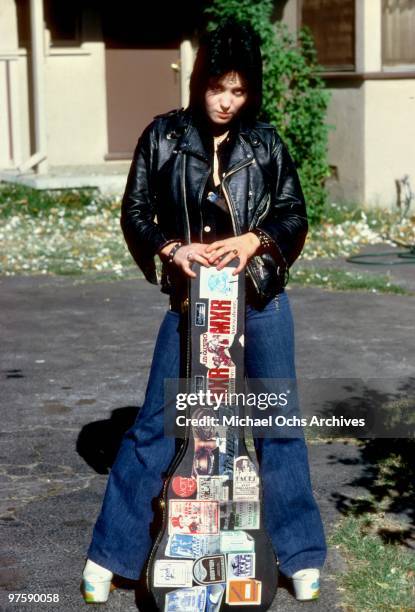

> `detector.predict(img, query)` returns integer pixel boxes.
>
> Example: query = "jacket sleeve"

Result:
[120,121,168,284]
[256,132,308,269]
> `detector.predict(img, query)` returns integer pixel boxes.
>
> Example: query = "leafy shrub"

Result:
[205,0,331,223]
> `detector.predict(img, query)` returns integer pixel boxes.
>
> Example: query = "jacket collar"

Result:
[173,108,254,170]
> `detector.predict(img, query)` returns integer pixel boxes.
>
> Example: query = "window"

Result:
[300,0,355,71]
[15,0,82,47]
[44,0,82,46]
[382,0,415,67]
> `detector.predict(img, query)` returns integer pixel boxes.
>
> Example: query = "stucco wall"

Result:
[17,53,31,162]
[364,79,415,209]
[44,43,108,165]
[0,0,18,48]
[325,78,415,209]
[0,0,19,167]
[15,42,108,166]
[325,84,365,205]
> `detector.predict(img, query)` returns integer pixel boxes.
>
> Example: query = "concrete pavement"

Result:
[0,271,414,611]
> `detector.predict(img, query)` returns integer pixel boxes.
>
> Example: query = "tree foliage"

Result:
[205,0,331,223]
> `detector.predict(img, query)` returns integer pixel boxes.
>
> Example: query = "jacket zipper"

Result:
[220,159,252,236]
[182,154,191,243]
[249,192,271,231]
[181,155,192,379]
[198,169,211,242]
[221,158,263,294]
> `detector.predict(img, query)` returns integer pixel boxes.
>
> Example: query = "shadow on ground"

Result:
[320,379,415,546]
[76,406,140,473]
[331,437,415,546]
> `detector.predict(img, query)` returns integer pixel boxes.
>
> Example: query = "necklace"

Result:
[213,131,229,151]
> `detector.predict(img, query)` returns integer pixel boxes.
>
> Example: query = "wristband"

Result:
[167,242,182,264]
[252,229,275,255]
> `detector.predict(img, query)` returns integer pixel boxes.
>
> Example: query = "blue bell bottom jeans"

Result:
[86,291,326,579]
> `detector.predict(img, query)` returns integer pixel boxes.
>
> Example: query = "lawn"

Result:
[329,438,415,611]
[1,184,414,292]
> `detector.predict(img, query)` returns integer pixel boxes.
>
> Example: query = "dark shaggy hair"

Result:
[188,19,263,124]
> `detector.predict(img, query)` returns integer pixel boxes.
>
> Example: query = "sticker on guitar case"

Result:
[208,297,238,335]
[217,431,239,479]
[192,408,219,441]
[153,559,193,587]
[165,534,221,558]
[206,584,225,612]
[195,302,206,326]
[192,446,218,478]
[192,554,226,585]
[197,475,229,501]
[195,375,205,393]
[165,586,207,612]
[171,476,197,498]
[219,531,255,553]
[233,456,260,501]
[201,332,236,373]
[200,267,239,300]
[226,578,262,605]
[220,502,260,530]
[169,500,219,535]
[227,553,256,579]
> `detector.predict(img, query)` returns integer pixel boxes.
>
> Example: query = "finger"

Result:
[216,251,238,270]
[182,261,197,278]
[207,245,229,262]
[193,253,210,268]
[233,255,247,275]
[205,240,225,253]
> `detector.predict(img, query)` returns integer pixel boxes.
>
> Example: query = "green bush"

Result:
[205,0,331,224]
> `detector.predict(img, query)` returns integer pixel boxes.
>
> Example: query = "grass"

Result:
[290,267,411,295]
[1,183,414,288]
[330,514,415,611]
[0,182,101,217]
[0,184,131,276]
[302,200,415,261]
[329,440,415,611]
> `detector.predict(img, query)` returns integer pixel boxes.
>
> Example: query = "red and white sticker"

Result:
[169,500,219,535]
[172,476,197,498]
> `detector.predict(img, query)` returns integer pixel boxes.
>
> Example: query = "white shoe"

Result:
[292,568,320,601]
[81,559,115,604]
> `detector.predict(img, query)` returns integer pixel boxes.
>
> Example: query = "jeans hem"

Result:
[278,555,327,578]
[86,548,142,581]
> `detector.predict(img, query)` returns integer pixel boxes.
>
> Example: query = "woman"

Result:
[81,19,326,605]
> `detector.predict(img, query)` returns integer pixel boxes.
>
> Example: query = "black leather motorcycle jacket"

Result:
[120,107,308,306]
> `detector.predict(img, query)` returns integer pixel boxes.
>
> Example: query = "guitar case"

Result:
[147,262,278,611]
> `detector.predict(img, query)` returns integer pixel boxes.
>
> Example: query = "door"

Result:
[102,2,186,159]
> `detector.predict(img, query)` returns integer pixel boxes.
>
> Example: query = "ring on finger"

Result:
[187,252,195,262]
[232,249,238,255]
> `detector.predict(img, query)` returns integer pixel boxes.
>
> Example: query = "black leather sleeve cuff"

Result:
[156,239,181,256]
[252,228,287,268]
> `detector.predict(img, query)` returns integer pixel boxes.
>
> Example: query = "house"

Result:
[0,0,414,207]
[296,0,415,210]
[0,0,200,192]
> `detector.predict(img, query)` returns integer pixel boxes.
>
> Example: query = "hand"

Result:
[205,233,260,275]
[160,242,211,278]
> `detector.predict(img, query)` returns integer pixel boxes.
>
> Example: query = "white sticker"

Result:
[153,560,193,587]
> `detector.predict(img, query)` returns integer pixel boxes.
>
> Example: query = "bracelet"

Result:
[252,229,274,255]
[167,242,183,264]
